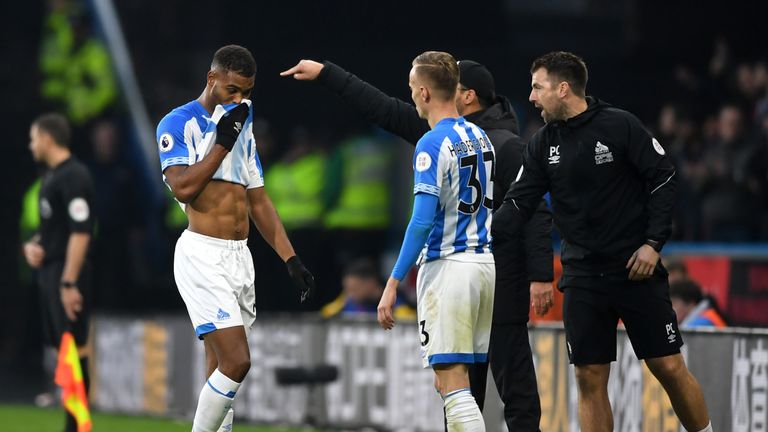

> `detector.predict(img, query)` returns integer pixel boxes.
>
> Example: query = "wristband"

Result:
[644,239,662,252]
[60,280,77,289]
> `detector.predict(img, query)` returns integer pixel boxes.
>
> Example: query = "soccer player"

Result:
[23,113,94,432]
[376,51,494,432]
[157,45,315,432]
[282,57,552,431]
[493,51,713,432]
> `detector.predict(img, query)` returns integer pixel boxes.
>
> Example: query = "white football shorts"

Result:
[174,230,256,339]
[416,256,495,368]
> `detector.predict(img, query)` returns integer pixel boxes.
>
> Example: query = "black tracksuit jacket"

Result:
[317,61,553,323]
[493,98,676,280]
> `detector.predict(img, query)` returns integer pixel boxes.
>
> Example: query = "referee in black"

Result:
[493,52,713,432]
[23,113,94,432]
[282,58,555,431]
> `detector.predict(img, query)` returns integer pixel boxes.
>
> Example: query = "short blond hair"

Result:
[412,51,459,101]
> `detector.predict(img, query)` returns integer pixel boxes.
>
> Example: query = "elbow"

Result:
[172,186,197,204]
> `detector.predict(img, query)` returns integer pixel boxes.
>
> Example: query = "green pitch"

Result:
[0,404,308,432]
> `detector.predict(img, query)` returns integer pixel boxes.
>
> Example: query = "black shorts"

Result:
[37,261,91,348]
[561,275,682,365]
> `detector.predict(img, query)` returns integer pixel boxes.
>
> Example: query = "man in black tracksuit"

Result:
[282,59,554,431]
[492,51,713,432]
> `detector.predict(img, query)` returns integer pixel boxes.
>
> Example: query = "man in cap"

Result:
[282,58,553,431]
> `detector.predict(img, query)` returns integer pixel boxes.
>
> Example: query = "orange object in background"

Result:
[530,256,564,322]
[55,331,92,432]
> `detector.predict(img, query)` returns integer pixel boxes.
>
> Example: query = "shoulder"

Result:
[157,102,198,135]
[601,106,646,130]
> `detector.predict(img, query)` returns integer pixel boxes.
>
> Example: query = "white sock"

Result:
[443,388,485,432]
[693,422,713,432]
[192,369,241,432]
[217,408,234,432]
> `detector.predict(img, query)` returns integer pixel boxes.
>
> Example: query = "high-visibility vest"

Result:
[40,10,117,124]
[20,179,41,240]
[324,138,391,229]
[265,152,327,231]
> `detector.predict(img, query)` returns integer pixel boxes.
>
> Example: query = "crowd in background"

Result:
[653,38,768,241]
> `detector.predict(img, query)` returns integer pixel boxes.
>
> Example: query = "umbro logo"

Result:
[549,145,560,164]
[234,122,242,133]
[217,308,231,320]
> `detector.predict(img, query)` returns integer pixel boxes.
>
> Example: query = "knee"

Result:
[647,356,686,383]
[219,355,251,382]
[574,365,609,396]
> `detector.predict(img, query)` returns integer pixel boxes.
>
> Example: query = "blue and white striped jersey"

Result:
[414,117,495,262]
[156,99,264,189]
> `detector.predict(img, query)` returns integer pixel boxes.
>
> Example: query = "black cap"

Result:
[458,60,496,105]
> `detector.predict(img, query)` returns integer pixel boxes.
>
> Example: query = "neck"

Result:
[564,96,589,120]
[197,88,215,114]
[427,103,460,129]
[46,147,71,168]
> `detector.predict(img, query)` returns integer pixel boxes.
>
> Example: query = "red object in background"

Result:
[530,256,564,322]
[683,257,731,310]
[748,264,768,293]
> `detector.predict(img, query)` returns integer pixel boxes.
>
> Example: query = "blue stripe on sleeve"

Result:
[391,193,439,280]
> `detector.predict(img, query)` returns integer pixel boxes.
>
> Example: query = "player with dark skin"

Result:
[164,66,301,382]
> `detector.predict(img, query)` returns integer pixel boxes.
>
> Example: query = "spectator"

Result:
[321,259,414,319]
[665,259,688,284]
[669,279,727,328]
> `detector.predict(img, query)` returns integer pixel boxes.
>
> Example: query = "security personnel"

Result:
[281,58,554,431]
[492,51,713,432]
[23,113,94,432]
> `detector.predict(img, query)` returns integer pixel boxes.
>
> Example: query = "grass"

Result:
[0,404,308,432]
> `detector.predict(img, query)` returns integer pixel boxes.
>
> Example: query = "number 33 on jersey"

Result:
[413,116,495,262]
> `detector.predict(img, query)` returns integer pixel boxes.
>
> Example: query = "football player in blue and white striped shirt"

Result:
[157,45,315,432]
[377,51,495,432]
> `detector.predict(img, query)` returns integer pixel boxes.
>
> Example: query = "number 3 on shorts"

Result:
[419,320,429,347]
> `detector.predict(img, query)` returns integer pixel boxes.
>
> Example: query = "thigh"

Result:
[615,277,683,360]
[472,262,495,361]
[563,286,618,365]
[236,249,257,336]
[416,260,478,368]
[38,262,65,348]
[174,237,243,339]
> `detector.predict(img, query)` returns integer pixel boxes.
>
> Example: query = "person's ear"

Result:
[207,70,216,87]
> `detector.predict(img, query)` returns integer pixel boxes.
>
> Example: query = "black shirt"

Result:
[38,157,95,264]
[493,98,676,278]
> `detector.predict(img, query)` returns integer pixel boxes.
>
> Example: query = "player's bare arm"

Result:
[247,187,315,302]
[163,146,230,204]
[280,60,324,81]
[60,232,90,321]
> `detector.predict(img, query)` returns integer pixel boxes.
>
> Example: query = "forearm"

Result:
[61,233,90,283]
[391,193,437,280]
[249,194,295,262]
[319,61,428,144]
[166,145,229,203]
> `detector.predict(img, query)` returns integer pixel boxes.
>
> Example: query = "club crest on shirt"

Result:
[594,141,614,165]
[415,152,432,172]
[158,133,174,153]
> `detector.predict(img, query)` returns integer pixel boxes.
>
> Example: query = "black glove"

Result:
[286,255,315,303]
[216,102,249,151]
